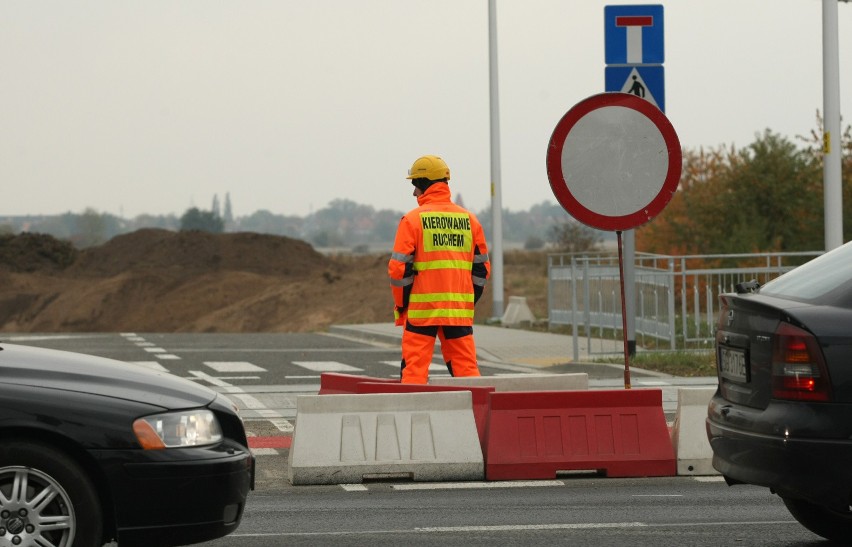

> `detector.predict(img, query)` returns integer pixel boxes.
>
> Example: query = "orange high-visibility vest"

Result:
[388,184,490,326]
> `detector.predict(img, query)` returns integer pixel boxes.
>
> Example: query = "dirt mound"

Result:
[0,230,393,333]
[69,228,330,277]
[0,233,78,273]
[0,230,541,334]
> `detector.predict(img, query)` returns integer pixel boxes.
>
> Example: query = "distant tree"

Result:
[211,194,221,218]
[238,209,302,237]
[223,193,234,227]
[180,208,224,233]
[548,220,601,253]
[127,214,179,231]
[74,208,107,248]
[637,131,822,254]
[523,235,545,250]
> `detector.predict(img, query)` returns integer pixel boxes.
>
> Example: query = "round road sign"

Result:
[546,92,682,231]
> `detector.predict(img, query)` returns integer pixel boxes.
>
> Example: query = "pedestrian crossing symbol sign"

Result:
[604,65,665,112]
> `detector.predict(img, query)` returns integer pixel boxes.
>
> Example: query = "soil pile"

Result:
[0,229,394,333]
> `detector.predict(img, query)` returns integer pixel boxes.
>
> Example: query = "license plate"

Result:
[719,346,748,382]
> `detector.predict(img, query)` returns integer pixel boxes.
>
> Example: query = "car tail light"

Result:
[771,322,832,402]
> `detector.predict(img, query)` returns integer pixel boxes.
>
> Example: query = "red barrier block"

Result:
[484,389,675,480]
[318,372,399,394]
[355,382,496,452]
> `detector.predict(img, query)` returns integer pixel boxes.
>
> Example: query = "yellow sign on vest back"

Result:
[420,212,472,253]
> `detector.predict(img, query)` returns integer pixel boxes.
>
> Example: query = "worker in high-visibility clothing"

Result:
[388,155,490,384]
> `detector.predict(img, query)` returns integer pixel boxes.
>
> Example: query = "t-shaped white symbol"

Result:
[616,16,653,64]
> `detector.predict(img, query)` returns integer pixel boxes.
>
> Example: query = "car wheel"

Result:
[0,440,103,547]
[781,495,852,542]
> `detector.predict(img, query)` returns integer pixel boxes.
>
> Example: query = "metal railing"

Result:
[548,251,822,359]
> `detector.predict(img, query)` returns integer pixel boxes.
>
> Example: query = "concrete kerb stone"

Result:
[287,391,484,485]
[429,373,589,391]
[671,387,719,476]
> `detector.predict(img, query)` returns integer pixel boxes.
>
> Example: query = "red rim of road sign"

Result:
[546,93,682,231]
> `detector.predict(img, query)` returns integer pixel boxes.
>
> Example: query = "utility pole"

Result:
[488,0,504,319]
[822,0,844,250]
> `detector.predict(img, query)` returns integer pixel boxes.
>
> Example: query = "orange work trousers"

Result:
[400,322,480,384]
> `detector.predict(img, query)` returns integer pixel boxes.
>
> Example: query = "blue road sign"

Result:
[605,5,664,65]
[605,65,665,113]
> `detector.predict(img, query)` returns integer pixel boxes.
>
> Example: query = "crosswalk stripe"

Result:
[292,361,362,372]
[204,361,267,373]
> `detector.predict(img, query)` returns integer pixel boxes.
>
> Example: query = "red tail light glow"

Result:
[772,322,831,402]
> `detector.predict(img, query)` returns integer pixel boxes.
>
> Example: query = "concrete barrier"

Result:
[355,382,495,455]
[318,372,398,395]
[671,387,719,475]
[484,389,676,480]
[429,373,588,391]
[288,391,484,485]
[501,296,536,327]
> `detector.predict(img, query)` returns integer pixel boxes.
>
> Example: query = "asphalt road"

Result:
[2,332,830,546]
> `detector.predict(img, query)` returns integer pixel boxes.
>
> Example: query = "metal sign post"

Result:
[546,92,681,389]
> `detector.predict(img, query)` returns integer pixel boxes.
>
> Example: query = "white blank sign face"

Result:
[561,105,668,217]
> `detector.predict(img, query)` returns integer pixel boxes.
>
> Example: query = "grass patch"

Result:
[595,351,717,377]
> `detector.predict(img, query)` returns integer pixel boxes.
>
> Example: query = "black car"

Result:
[707,240,852,542]
[0,342,254,547]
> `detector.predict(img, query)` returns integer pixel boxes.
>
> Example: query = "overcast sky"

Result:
[2,1,850,220]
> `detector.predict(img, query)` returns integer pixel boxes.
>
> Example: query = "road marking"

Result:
[205,361,267,372]
[155,354,181,360]
[190,371,293,433]
[416,523,647,532]
[144,347,166,353]
[693,476,725,482]
[127,361,169,372]
[393,480,564,491]
[293,361,362,372]
[250,448,280,456]
[341,484,369,492]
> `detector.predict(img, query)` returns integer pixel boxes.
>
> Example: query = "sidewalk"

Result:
[328,322,718,385]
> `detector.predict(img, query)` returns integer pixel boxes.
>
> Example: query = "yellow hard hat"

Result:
[406,155,450,181]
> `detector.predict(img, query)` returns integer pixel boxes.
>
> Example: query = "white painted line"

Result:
[341,484,369,492]
[127,361,169,372]
[393,480,564,491]
[632,494,683,498]
[4,335,95,341]
[120,332,137,337]
[207,376,261,381]
[285,375,321,379]
[250,448,279,456]
[135,342,155,347]
[416,522,647,532]
[189,371,293,433]
[204,361,267,373]
[693,476,726,482]
[154,354,181,360]
[293,361,362,372]
[189,370,232,387]
[144,347,166,353]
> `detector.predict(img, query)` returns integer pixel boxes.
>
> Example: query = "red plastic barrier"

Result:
[318,372,399,394]
[484,389,676,480]
[355,382,495,452]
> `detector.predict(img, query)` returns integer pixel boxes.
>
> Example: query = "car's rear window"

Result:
[760,242,852,303]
